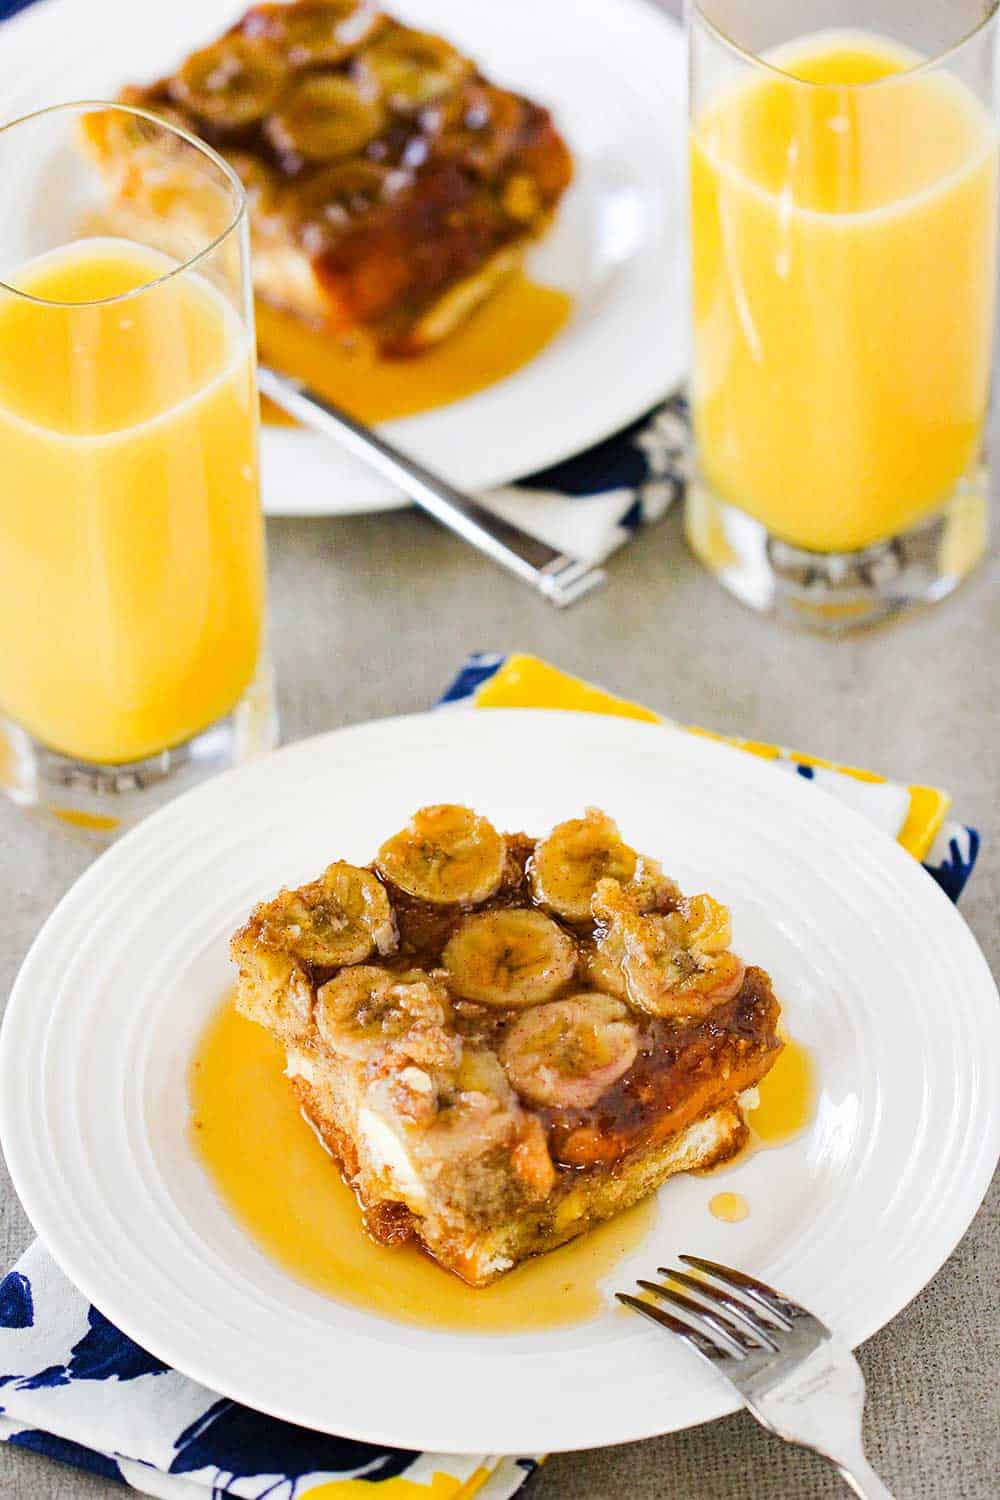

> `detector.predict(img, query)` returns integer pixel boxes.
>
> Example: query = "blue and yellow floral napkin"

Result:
[477,399,688,565]
[0,1243,535,1497]
[439,654,979,899]
[0,655,979,1497]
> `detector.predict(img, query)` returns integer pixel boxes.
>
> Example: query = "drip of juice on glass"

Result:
[0,238,264,765]
[690,32,998,553]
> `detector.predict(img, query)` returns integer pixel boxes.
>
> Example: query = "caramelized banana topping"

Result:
[362,24,472,110]
[443,908,576,1008]
[267,73,385,160]
[376,804,505,905]
[500,993,639,1109]
[593,880,745,1020]
[255,861,396,966]
[292,159,392,244]
[530,808,638,923]
[427,82,526,175]
[242,0,384,68]
[171,37,287,126]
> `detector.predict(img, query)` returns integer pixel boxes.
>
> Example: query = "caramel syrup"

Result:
[189,998,655,1333]
[748,1032,816,1148]
[699,1029,818,1223]
[256,274,572,427]
[709,1192,749,1223]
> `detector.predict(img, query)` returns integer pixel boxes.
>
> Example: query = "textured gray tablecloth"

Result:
[2,2,1000,1496]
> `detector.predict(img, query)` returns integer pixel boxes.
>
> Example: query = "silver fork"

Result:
[256,365,606,607]
[618,1256,895,1499]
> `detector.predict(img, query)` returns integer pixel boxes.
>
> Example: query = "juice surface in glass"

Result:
[690,32,999,553]
[0,237,264,764]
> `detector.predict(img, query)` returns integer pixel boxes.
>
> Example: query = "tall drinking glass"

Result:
[0,103,275,830]
[687,1,999,629]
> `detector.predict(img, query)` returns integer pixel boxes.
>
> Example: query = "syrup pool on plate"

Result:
[709,1192,749,1223]
[0,237,264,765]
[257,273,571,427]
[190,999,655,1333]
[747,1031,816,1148]
[701,1029,818,1224]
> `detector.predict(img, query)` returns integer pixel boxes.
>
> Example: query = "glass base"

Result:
[684,468,989,633]
[0,661,278,839]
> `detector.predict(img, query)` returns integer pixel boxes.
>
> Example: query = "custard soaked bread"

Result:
[231,806,782,1286]
[83,0,572,354]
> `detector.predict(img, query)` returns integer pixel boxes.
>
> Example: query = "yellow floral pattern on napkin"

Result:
[472,653,950,862]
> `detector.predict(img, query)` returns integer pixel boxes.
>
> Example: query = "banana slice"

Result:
[292,160,391,247]
[362,25,471,111]
[170,37,286,127]
[376,805,506,905]
[500,993,639,1109]
[255,861,396,967]
[242,0,384,68]
[230,924,315,1042]
[442,908,576,1008]
[529,808,638,923]
[267,74,385,161]
[593,879,745,1021]
[627,854,683,914]
[316,965,458,1071]
[577,939,627,1000]
[428,82,525,176]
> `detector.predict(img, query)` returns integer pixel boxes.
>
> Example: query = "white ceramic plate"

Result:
[3,710,998,1455]
[0,0,686,517]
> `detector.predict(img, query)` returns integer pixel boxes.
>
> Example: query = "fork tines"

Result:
[617,1259,893,1496]
[616,1254,826,1366]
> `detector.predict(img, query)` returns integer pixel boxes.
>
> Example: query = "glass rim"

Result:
[0,99,247,308]
[689,0,1000,88]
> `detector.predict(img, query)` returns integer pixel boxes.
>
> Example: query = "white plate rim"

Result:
[2,709,998,1454]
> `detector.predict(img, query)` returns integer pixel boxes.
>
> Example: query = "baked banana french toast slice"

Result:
[82,0,573,355]
[231,805,782,1286]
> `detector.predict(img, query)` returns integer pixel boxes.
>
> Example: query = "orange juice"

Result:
[0,238,264,764]
[690,34,998,553]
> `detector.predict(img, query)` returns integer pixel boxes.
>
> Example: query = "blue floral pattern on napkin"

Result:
[1,1246,520,1499]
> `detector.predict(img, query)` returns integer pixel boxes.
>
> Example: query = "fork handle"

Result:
[745,1345,897,1500]
[256,366,606,607]
[834,1455,896,1500]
